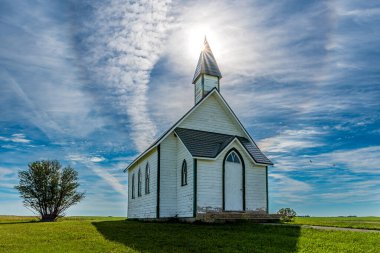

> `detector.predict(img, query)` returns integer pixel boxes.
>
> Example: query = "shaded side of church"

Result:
[124,39,275,222]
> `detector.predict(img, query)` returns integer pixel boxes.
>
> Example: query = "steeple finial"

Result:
[203,36,210,51]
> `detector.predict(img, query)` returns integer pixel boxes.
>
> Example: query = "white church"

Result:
[124,39,273,221]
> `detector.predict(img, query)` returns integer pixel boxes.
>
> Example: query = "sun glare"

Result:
[187,24,222,59]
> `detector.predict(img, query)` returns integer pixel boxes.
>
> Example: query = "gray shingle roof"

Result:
[237,137,273,165]
[175,128,273,165]
[192,38,222,84]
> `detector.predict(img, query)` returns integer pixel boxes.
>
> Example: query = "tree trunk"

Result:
[40,213,58,222]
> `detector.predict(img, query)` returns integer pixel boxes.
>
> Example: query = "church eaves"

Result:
[192,38,222,84]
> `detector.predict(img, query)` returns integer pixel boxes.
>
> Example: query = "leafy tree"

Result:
[15,160,85,222]
[277,208,297,222]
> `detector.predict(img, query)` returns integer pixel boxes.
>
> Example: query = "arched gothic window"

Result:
[181,160,188,186]
[131,174,135,199]
[138,169,142,197]
[145,163,150,194]
[226,151,241,163]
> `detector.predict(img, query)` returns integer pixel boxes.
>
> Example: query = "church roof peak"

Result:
[192,37,222,84]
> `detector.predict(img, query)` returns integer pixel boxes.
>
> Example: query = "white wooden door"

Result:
[225,152,243,211]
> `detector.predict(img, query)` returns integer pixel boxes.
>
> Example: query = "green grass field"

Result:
[0,216,379,253]
[290,217,380,230]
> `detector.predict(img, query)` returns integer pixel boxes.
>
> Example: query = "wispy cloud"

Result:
[259,128,326,153]
[78,0,172,152]
[67,153,126,197]
[0,134,31,143]
[270,173,312,203]
[272,146,380,174]
[0,2,105,140]
[67,154,105,163]
[90,166,126,197]
[89,157,105,163]
[318,146,380,174]
[0,166,18,192]
[0,167,13,177]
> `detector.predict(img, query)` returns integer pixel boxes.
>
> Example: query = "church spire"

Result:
[192,37,222,103]
[192,37,222,84]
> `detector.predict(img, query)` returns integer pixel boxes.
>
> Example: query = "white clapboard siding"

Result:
[128,149,158,218]
[179,94,245,136]
[159,133,178,217]
[176,137,194,217]
[197,140,267,213]
[246,163,267,212]
[195,78,203,103]
[203,74,218,93]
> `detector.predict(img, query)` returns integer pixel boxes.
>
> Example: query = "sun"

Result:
[187,24,222,59]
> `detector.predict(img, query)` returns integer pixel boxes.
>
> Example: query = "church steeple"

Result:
[192,37,222,103]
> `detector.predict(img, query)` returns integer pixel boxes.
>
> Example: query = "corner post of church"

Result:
[193,159,197,218]
[222,158,225,211]
[266,166,269,214]
[156,145,161,218]
[242,161,246,211]
[201,75,205,98]
[194,83,196,104]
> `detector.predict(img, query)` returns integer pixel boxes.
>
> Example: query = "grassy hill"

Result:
[0,216,379,252]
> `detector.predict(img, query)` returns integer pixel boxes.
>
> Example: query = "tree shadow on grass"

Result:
[92,220,300,253]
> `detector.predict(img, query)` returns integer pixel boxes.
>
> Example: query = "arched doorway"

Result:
[223,149,245,211]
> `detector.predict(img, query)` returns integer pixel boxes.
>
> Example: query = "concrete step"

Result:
[197,212,281,223]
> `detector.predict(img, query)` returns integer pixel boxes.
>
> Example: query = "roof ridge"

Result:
[175,127,241,138]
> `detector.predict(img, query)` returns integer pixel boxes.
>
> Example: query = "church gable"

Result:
[179,91,246,137]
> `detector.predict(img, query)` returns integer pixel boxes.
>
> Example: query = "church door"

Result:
[224,151,243,211]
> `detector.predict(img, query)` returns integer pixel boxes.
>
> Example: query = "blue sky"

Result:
[1,0,379,217]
